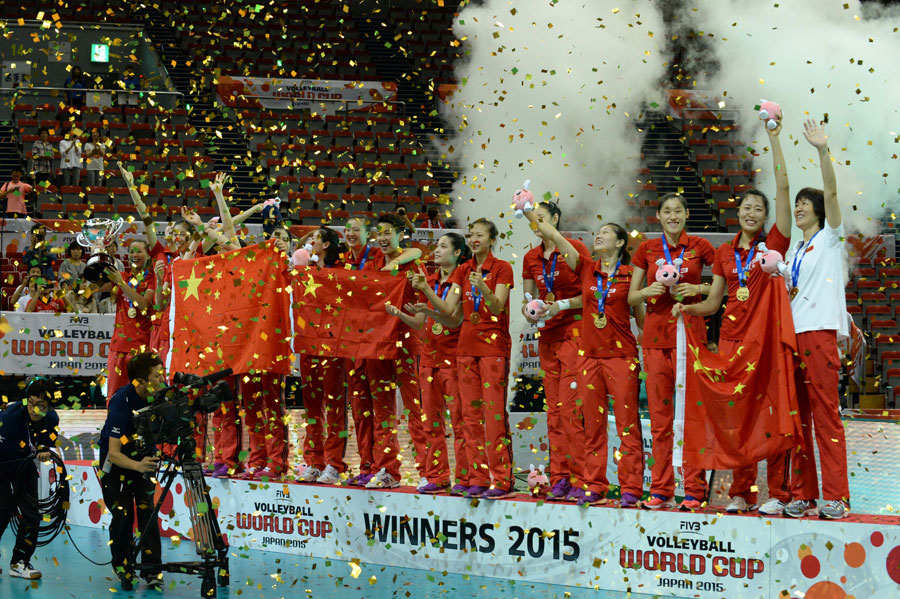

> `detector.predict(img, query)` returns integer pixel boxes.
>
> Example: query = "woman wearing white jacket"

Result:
[59,132,83,186]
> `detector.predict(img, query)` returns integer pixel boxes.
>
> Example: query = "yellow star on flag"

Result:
[745,361,756,372]
[183,266,203,301]
[733,381,746,395]
[303,274,322,297]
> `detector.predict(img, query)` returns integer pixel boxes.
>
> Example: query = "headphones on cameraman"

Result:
[23,376,55,404]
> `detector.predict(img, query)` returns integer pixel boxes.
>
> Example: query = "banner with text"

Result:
[0,312,114,376]
[214,76,399,113]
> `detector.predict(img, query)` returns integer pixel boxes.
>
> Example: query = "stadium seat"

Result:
[288,192,316,211]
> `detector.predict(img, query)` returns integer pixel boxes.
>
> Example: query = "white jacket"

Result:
[59,138,83,169]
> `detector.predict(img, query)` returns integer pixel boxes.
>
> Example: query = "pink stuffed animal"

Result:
[527,464,550,498]
[755,241,788,276]
[291,243,319,268]
[654,257,683,286]
[512,180,535,218]
[758,100,782,130]
[523,292,548,328]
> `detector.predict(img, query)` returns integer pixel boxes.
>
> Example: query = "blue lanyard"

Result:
[356,245,371,270]
[542,253,558,295]
[434,280,450,301]
[596,261,621,315]
[733,234,760,287]
[790,229,820,289]
[662,240,686,268]
[470,267,484,313]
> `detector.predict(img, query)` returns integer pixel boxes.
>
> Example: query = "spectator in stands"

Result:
[22,224,55,280]
[83,129,106,187]
[10,275,38,312]
[105,241,126,272]
[58,241,86,287]
[117,64,141,106]
[419,206,445,229]
[59,131,82,186]
[1,166,33,218]
[31,128,55,187]
[65,66,86,109]
[66,279,100,314]
[25,277,72,313]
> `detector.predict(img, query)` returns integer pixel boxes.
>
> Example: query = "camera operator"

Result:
[0,377,60,580]
[98,352,164,591]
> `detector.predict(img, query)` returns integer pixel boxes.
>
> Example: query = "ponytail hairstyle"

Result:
[537,201,562,228]
[317,226,347,267]
[442,232,472,265]
[605,223,631,265]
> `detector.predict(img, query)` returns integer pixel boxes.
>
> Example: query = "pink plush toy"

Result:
[654,257,683,286]
[527,464,550,498]
[758,100,782,130]
[291,243,319,268]
[755,241,788,276]
[512,180,535,218]
[523,292,548,328]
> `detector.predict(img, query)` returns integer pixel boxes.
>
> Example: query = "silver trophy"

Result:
[76,218,126,283]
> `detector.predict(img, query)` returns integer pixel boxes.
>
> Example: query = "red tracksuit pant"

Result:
[364,356,428,480]
[790,330,850,502]
[718,338,791,504]
[420,363,470,486]
[540,338,584,486]
[346,360,374,476]
[212,376,242,469]
[457,356,512,490]
[644,347,707,500]
[240,372,288,475]
[106,350,133,402]
[577,355,644,497]
[300,355,348,472]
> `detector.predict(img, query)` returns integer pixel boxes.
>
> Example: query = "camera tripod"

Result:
[130,437,229,598]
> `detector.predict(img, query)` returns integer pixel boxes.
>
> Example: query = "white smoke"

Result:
[442,0,667,241]
[681,0,900,236]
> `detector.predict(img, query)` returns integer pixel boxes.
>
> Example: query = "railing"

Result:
[224,96,407,118]
[2,86,185,116]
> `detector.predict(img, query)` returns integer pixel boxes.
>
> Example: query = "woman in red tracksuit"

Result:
[296,227,350,485]
[530,216,646,507]
[402,233,470,494]
[416,219,515,499]
[672,118,792,516]
[519,203,592,502]
[628,193,715,511]
[340,215,421,486]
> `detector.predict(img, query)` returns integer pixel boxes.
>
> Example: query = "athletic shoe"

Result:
[254,467,280,481]
[415,477,430,492]
[466,485,489,498]
[210,463,230,478]
[819,500,850,520]
[365,468,400,489]
[203,462,222,476]
[565,487,586,502]
[239,467,261,480]
[783,499,817,518]
[419,482,449,494]
[577,491,608,506]
[679,496,702,511]
[641,494,675,510]
[296,465,322,483]
[348,472,372,486]
[725,496,757,514]
[9,561,42,579]
[619,492,641,508]
[449,484,469,496]
[481,487,513,500]
[117,572,134,591]
[316,465,342,485]
[550,478,571,499]
[758,498,787,516]
[145,574,164,590]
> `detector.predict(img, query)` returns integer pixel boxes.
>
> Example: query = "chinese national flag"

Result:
[293,268,414,360]
[675,276,801,470]
[169,241,291,376]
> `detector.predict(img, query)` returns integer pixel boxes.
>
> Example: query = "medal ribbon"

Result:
[596,261,621,316]
[662,240,686,268]
[434,280,451,301]
[733,234,761,288]
[471,268,484,315]
[125,270,146,314]
[790,229,821,290]
[542,253,558,297]
[356,245,371,270]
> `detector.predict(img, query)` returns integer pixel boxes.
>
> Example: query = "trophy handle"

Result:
[103,219,126,245]
[75,232,91,248]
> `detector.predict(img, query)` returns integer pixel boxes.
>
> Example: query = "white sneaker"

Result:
[416,477,429,492]
[9,561,41,579]
[296,465,322,483]
[725,496,757,514]
[316,465,342,485]
[759,497,787,516]
[365,468,400,489]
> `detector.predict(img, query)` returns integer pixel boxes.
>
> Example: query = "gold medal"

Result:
[593,313,607,329]
[545,291,555,302]
[789,287,799,300]
[127,307,137,318]
[736,286,750,302]
[431,322,444,335]
[470,312,481,325]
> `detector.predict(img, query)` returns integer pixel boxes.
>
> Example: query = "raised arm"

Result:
[802,119,840,229]
[523,211,580,271]
[767,120,792,234]
[209,173,237,242]
[232,202,265,227]
[119,161,157,249]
